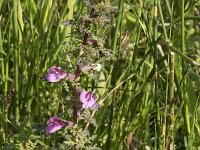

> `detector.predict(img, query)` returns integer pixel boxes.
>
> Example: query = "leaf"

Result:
[186,76,198,115]
[125,11,137,23]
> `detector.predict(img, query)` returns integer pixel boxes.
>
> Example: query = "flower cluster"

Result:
[45,63,101,134]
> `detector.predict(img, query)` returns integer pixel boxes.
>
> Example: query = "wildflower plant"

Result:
[43,0,116,149]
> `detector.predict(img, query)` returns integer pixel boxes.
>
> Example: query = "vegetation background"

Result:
[0,0,200,149]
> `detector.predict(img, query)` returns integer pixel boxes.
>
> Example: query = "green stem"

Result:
[167,42,200,67]
[181,0,190,138]
[0,19,5,96]
[13,0,19,122]
[169,52,175,149]
[185,16,200,20]
[181,0,185,55]
[62,0,75,43]
[157,0,168,39]
[113,0,123,56]
[153,0,162,149]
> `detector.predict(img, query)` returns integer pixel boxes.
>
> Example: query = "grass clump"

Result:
[0,0,200,149]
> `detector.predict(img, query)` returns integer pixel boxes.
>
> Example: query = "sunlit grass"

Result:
[0,0,200,149]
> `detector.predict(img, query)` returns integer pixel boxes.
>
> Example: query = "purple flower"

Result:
[79,91,99,110]
[45,116,74,134]
[46,66,67,82]
[45,116,66,133]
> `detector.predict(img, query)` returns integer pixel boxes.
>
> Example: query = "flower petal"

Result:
[46,123,64,133]
[79,91,88,103]
[45,116,66,134]
[92,64,101,72]
[79,91,99,110]
[46,73,60,82]
[46,66,67,82]
[92,102,99,110]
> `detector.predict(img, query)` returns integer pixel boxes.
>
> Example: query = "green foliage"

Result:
[0,0,200,149]
[59,127,100,150]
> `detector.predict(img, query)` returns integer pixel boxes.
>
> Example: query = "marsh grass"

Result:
[0,0,200,149]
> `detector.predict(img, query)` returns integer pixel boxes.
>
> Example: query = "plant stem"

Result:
[169,52,175,149]
[13,0,19,122]
[181,0,190,137]
[112,0,123,56]
[62,0,75,43]
[153,0,161,149]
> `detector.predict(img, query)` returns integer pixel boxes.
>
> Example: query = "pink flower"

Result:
[79,91,99,110]
[45,116,74,134]
[46,66,67,82]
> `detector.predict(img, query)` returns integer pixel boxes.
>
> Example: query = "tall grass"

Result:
[0,0,200,149]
